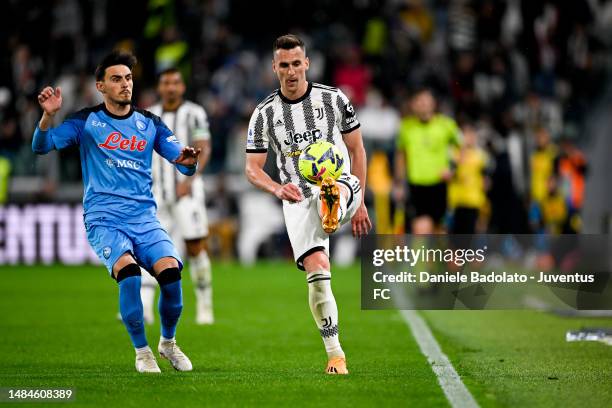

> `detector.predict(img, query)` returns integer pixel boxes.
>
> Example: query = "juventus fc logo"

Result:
[321,316,333,328]
[315,107,324,120]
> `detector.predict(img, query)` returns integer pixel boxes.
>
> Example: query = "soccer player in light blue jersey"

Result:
[33,51,199,373]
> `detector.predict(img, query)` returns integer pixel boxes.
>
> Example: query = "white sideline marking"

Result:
[400,310,479,408]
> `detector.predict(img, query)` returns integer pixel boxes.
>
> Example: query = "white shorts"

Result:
[283,173,362,270]
[158,179,208,241]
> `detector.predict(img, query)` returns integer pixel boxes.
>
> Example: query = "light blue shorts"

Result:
[85,219,182,275]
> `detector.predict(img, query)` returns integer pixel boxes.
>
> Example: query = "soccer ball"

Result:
[298,141,345,185]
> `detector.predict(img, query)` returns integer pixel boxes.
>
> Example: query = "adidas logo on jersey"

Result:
[283,128,323,146]
[274,119,284,127]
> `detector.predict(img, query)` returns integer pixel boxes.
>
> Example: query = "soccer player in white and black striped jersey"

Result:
[245,34,372,374]
[141,68,214,325]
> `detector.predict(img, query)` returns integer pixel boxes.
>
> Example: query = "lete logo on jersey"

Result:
[99,132,147,151]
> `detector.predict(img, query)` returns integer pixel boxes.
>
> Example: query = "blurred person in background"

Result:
[394,87,461,234]
[528,126,558,233]
[333,45,371,107]
[448,123,489,234]
[143,67,214,325]
[555,137,588,233]
[359,87,400,233]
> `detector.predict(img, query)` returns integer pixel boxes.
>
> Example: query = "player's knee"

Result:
[153,257,179,274]
[303,250,330,272]
[112,253,138,279]
[114,263,141,283]
[156,267,181,286]
[157,267,183,317]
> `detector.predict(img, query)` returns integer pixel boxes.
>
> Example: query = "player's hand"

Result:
[37,86,62,116]
[175,146,202,167]
[274,183,303,203]
[176,180,192,198]
[351,203,372,238]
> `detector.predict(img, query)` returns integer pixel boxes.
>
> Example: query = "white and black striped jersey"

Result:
[149,101,210,205]
[246,82,360,200]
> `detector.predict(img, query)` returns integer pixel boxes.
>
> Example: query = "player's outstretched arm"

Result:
[245,152,303,202]
[175,140,209,198]
[33,86,81,154]
[33,86,63,154]
[173,146,202,176]
[344,129,372,237]
[37,86,63,130]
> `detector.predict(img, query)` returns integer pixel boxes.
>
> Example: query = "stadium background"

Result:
[1,1,612,407]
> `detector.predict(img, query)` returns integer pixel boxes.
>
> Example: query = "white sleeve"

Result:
[246,107,269,152]
[334,89,360,134]
[191,106,211,141]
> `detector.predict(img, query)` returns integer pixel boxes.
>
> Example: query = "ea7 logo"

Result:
[92,120,106,127]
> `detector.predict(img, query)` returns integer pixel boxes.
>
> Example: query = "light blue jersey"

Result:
[33,103,195,272]
[33,103,195,225]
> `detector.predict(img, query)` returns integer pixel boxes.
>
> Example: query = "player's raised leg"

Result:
[303,251,348,375]
[152,256,193,371]
[113,253,160,374]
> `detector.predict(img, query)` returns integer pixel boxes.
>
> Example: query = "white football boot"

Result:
[158,338,193,371]
[196,308,214,325]
[135,347,161,373]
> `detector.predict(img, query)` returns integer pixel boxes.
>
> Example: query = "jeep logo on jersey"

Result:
[283,128,323,146]
[99,132,147,151]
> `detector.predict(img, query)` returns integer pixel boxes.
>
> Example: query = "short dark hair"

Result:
[273,34,305,54]
[95,51,137,81]
[410,85,434,99]
[157,67,182,82]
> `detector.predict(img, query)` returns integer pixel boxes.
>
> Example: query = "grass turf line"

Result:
[0,263,448,407]
[422,310,612,408]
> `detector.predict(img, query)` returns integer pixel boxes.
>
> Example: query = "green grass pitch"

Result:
[0,262,610,407]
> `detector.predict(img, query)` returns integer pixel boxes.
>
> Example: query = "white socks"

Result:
[135,345,152,354]
[307,269,344,358]
[189,251,213,319]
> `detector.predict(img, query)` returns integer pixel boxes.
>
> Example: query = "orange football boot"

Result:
[325,356,348,375]
[320,177,340,234]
